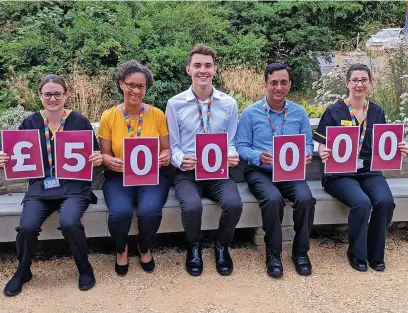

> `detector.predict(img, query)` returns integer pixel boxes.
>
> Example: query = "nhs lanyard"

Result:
[263,99,288,137]
[193,91,213,133]
[344,99,368,154]
[42,110,67,176]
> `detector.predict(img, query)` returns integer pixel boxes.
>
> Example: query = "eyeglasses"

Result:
[122,81,146,91]
[267,80,290,87]
[348,78,370,85]
[40,92,65,100]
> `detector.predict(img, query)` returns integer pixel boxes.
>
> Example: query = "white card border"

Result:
[54,130,94,181]
[370,123,404,171]
[123,137,160,187]
[195,132,229,181]
[324,126,360,174]
[272,134,306,182]
[2,129,45,180]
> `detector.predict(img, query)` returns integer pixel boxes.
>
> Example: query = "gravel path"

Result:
[1,232,408,313]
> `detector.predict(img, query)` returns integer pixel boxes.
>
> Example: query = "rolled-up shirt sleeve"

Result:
[236,109,262,166]
[226,99,239,156]
[165,100,185,169]
[300,109,314,155]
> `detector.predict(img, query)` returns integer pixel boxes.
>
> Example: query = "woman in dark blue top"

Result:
[313,63,408,272]
[0,74,103,296]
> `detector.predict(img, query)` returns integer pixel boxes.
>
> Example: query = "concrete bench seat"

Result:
[1,179,408,243]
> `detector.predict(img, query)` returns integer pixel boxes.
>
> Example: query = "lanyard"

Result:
[42,110,67,176]
[263,99,288,137]
[193,91,213,133]
[345,99,368,154]
[123,104,144,137]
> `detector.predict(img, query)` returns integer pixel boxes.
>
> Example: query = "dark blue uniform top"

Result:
[19,111,99,203]
[313,100,385,186]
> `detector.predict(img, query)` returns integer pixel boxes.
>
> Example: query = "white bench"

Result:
[1,179,408,245]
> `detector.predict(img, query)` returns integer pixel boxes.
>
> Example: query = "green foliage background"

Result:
[0,1,405,112]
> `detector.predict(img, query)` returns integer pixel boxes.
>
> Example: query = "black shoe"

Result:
[347,248,367,272]
[369,260,386,272]
[214,243,233,276]
[292,252,312,276]
[185,243,203,276]
[115,254,129,277]
[266,253,283,278]
[140,256,155,273]
[78,268,96,291]
[3,270,33,297]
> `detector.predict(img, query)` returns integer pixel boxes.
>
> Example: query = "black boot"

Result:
[3,228,38,297]
[61,225,96,291]
[185,242,203,276]
[214,243,233,276]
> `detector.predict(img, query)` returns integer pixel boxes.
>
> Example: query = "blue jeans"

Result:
[103,170,170,253]
[324,174,395,262]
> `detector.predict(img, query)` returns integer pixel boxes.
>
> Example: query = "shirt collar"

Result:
[186,86,221,102]
[262,96,289,114]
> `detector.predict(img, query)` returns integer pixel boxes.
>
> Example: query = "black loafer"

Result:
[266,253,283,278]
[369,260,385,272]
[3,271,33,297]
[185,243,203,276]
[214,243,233,276]
[347,249,367,272]
[292,252,312,276]
[115,255,129,277]
[78,268,96,291]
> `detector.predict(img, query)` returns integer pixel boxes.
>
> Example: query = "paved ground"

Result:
[0,230,407,313]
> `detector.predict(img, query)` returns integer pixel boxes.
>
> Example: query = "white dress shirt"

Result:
[166,86,239,169]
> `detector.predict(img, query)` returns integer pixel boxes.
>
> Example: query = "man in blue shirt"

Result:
[236,64,315,278]
[166,45,242,277]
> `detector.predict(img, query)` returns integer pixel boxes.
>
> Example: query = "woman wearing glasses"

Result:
[1,74,103,296]
[98,60,171,276]
[313,63,408,272]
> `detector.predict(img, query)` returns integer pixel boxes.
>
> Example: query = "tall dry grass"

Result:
[220,67,265,101]
[66,68,115,122]
[7,69,37,111]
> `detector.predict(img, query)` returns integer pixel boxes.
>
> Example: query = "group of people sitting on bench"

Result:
[1,44,407,297]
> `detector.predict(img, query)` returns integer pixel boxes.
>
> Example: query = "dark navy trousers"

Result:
[324,174,395,262]
[103,170,170,253]
[245,166,316,256]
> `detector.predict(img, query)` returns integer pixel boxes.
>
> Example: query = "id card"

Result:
[43,177,60,189]
[357,158,364,169]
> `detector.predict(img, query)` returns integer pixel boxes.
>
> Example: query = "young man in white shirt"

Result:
[166,44,242,276]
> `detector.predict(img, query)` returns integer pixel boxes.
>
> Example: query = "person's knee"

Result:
[295,191,315,211]
[137,200,164,218]
[261,195,284,215]
[59,215,82,230]
[351,196,372,217]
[18,218,42,233]
[220,196,243,216]
[374,196,395,214]
[108,206,133,225]
[181,197,202,218]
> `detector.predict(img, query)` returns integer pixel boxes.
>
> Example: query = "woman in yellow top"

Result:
[98,61,171,276]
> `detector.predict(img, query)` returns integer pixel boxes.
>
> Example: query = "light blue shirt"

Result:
[236,97,313,172]
[166,86,239,170]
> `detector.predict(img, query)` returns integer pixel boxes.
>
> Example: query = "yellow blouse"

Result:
[98,105,168,161]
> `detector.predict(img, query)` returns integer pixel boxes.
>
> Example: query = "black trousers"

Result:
[324,174,395,262]
[16,197,91,274]
[245,166,316,255]
[174,169,243,245]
